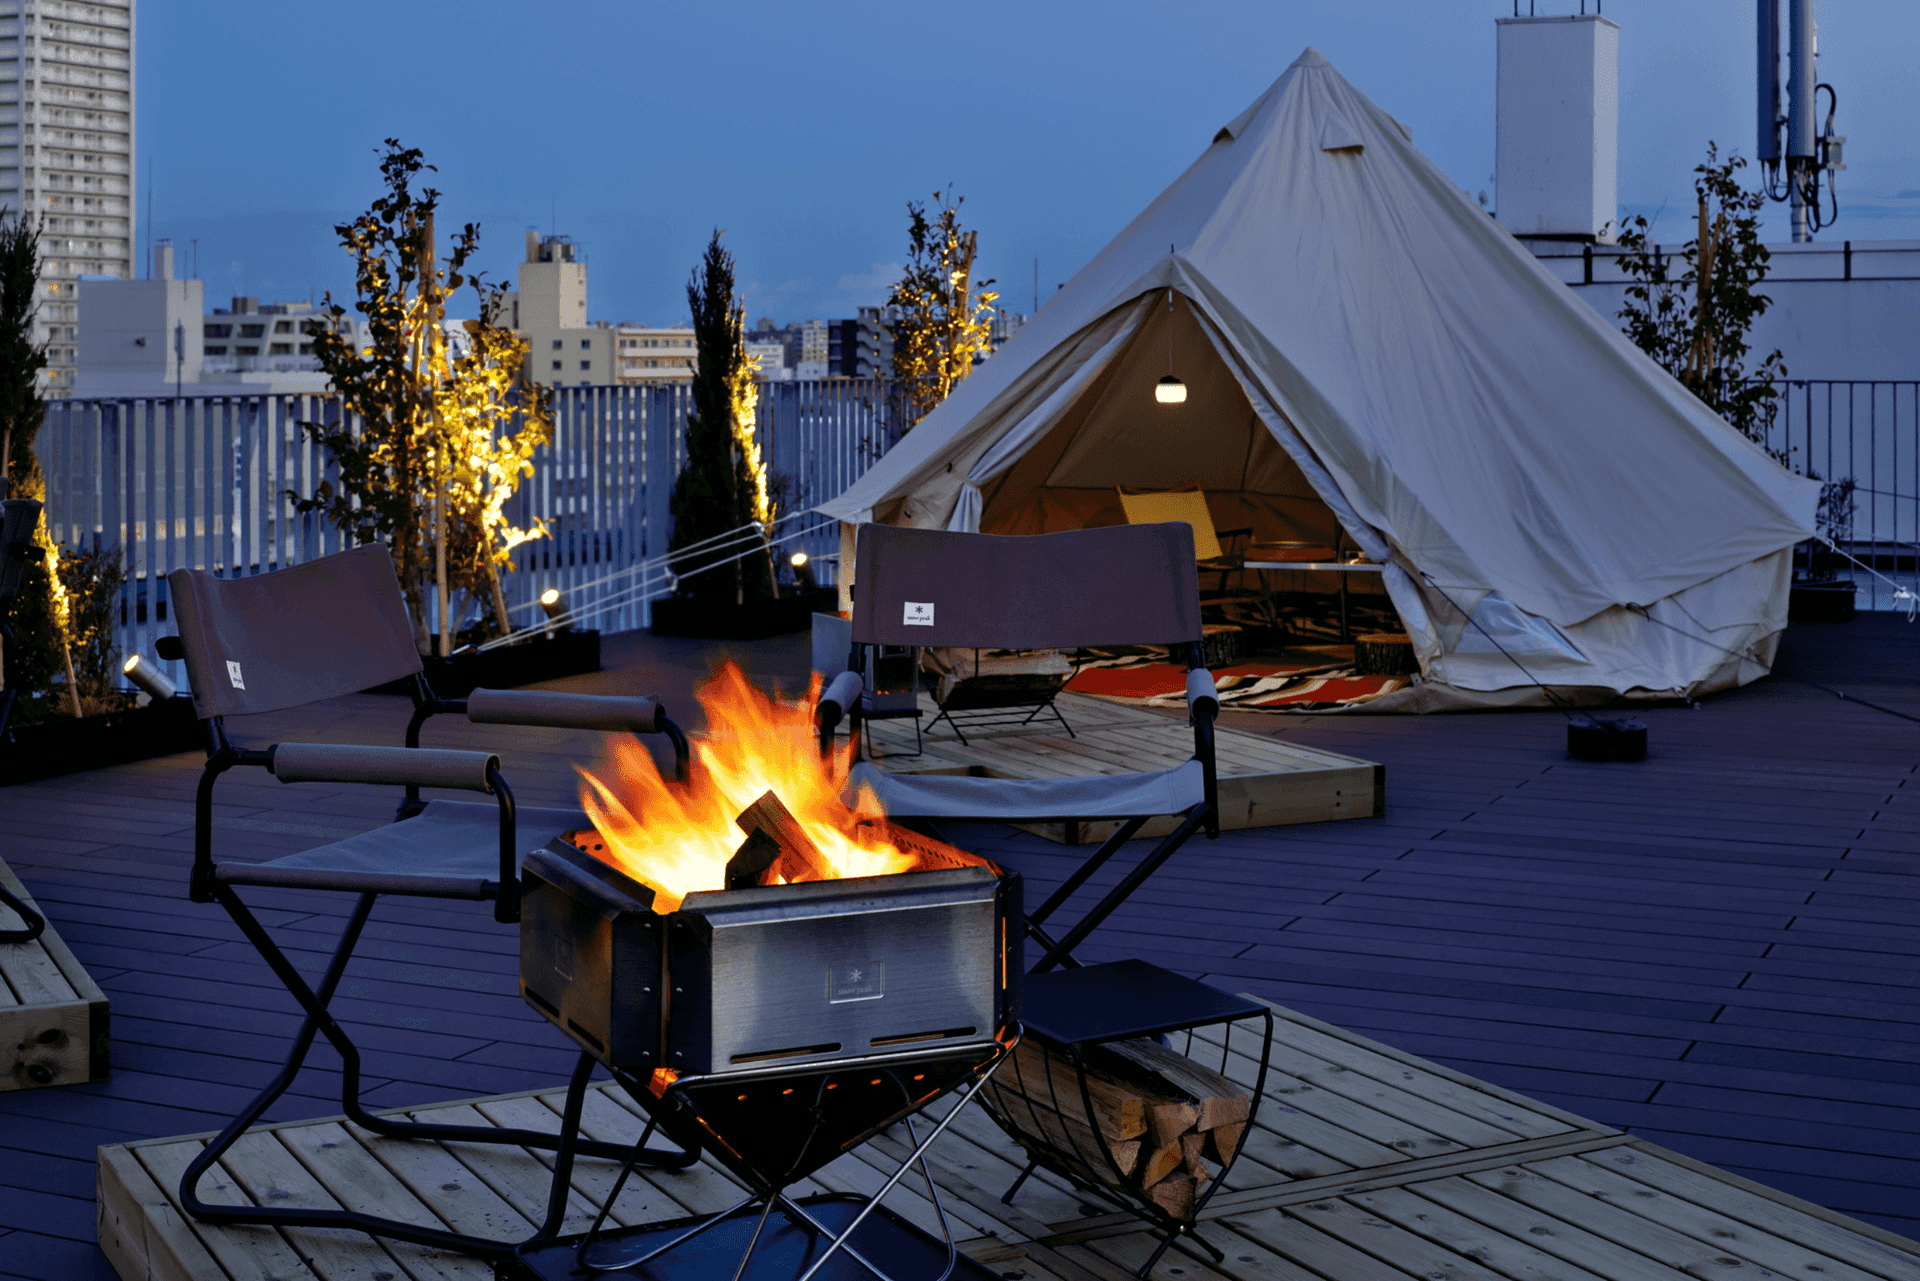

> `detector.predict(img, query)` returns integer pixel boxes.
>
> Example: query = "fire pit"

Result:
[519,823,1019,1183]
[505,664,1023,1281]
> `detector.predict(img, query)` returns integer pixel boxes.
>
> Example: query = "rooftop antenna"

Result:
[1758,0,1842,240]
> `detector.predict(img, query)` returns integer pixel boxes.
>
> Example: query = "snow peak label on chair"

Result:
[903,602,934,626]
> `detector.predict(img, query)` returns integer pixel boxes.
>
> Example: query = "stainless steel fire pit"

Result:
[519,836,1017,1078]
[509,830,1023,1281]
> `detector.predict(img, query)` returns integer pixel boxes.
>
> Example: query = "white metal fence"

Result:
[1756,380,1920,609]
[38,379,898,686]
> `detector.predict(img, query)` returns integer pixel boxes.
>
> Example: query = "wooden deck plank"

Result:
[92,977,1920,1281]
[3,619,1917,1270]
[2,853,110,1091]
[866,691,1381,843]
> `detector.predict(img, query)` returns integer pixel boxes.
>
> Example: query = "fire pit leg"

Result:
[792,1061,1005,1281]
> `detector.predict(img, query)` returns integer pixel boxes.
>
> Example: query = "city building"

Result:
[0,0,137,394]
[503,230,698,386]
[612,325,694,383]
[73,241,367,397]
[199,295,364,392]
[827,306,891,378]
[73,240,196,397]
[744,337,788,381]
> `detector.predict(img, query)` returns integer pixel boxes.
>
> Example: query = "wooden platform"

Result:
[94,996,1920,1281]
[2,853,108,1091]
[864,691,1382,844]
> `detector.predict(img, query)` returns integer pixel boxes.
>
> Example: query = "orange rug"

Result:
[1065,660,1406,711]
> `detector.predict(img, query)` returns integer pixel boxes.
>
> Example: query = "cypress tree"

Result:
[669,232,772,607]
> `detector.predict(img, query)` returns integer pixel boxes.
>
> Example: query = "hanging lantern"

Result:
[1154,282,1184,404]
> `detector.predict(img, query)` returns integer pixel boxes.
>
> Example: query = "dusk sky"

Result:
[141,0,1920,325]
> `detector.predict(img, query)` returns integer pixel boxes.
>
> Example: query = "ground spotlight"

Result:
[789,551,817,592]
[122,653,178,703]
[539,588,568,635]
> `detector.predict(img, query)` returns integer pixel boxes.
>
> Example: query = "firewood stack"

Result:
[983,1033,1250,1222]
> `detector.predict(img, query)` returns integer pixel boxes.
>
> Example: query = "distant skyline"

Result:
[140,0,1919,325]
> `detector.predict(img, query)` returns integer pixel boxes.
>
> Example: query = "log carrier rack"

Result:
[982,961,1273,1277]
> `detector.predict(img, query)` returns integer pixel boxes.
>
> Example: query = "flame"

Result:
[578,660,923,912]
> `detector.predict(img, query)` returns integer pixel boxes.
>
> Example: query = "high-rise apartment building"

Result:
[0,0,136,395]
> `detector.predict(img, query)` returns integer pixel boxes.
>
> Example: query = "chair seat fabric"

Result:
[848,758,1203,821]
[214,800,591,897]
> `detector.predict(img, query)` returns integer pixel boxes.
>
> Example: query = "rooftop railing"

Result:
[38,379,902,688]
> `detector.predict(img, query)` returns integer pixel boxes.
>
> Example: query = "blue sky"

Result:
[140,0,1920,325]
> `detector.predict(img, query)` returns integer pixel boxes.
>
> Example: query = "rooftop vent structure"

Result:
[1495,13,1620,243]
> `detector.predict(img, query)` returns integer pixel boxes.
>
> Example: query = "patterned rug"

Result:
[1065,656,1408,712]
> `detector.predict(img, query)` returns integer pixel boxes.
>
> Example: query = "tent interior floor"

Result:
[0,616,1916,1278]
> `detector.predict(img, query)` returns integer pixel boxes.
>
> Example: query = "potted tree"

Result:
[651,232,831,638]
[0,212,198,781]
[1616,147,1856,624]
[293,141,597,692]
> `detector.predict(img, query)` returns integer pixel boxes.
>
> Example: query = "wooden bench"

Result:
[96,995,1920,1281]
[2,855,109,1091]
[865,690,1383,844]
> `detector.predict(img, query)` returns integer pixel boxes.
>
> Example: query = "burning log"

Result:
[734,790,836,883]
[984,1034,1251,1223]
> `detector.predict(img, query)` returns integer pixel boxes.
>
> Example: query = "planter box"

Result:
[2,855,109,1090]
[650,590,840,641]
[0,695,201,785]
[367,628,602,698]
[1789,580,1857,624]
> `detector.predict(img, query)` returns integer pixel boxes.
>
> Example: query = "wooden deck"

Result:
[1,856,108,1092]
[1,617,1918,1276]
[94,997,1920,1281]
[863,691,1383,843]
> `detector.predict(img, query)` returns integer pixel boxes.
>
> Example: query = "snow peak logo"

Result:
[225,660,246,690]
[828,961,885,1003]
[902,601,934,627]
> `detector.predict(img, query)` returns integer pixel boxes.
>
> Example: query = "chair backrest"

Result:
[168,544,423,720]
[851,523,1201,651]
[1116,487,1221,560]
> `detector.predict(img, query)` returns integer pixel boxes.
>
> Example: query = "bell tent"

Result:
[817,48,1819,710]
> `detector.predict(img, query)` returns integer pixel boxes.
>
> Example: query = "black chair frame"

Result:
[826,638,1218,977]
[919,645,1083,747]
[178,681,700,1257]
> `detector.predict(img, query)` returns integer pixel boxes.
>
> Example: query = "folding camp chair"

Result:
[816,523,1270,1273]
[815,521,1221,974]
[165,544,695,1260]
[1116,486,1257,615]
[815,610,1077,751]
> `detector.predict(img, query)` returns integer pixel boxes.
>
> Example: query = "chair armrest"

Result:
[466,687,666,734]
[1185,668,1220,720]
[269,742,501,793]
[817,670,864,755]
[1185,668,1220,838]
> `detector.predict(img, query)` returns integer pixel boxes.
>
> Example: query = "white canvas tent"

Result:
[818,49,1820,710]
